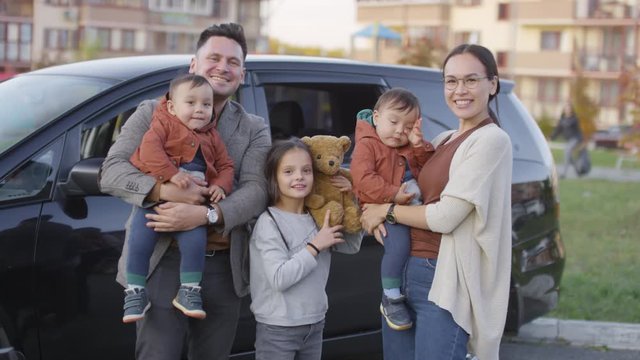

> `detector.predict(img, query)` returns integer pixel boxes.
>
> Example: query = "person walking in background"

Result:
[250,139,363,360]
[551,103,584,178]
[360,44,512,360]
[122,74,234,323]
[99,23,271,360]
[350,88,434,331]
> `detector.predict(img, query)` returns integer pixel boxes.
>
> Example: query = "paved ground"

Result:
[560,165,640,182]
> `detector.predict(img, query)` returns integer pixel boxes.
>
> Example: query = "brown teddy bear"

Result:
[301,135,362,234]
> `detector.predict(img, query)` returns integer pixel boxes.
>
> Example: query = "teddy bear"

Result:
[301,135,362,234]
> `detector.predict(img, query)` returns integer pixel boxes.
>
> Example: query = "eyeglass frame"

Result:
[442,75,492,91]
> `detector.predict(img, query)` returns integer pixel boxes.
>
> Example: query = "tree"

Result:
[617,66,640,156]
[570,70,598,141]
[397,36,445,68]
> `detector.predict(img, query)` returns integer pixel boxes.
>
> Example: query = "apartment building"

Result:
[355,0,640,127]
[0,0,261,78]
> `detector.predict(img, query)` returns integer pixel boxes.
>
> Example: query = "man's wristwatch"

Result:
[385,203,397,224]
[206,205,219,225]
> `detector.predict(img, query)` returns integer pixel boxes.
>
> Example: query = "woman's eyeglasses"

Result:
[443,76,489,91]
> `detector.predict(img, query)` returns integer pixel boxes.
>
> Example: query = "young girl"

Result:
[249,139,363,360]
[350,88,434,331]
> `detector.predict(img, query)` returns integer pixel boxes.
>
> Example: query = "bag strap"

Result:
[265,208,290,251]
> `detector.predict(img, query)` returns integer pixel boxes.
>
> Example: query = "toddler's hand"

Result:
[170,171,192,189]
[330,175,352,193]
[408,117,424,147]
[394,183,415,205]
[208,185,226,203]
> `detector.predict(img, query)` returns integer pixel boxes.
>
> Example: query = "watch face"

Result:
[208,207,218,223]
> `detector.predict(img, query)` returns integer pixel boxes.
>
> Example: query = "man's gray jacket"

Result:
[99,99,271,297]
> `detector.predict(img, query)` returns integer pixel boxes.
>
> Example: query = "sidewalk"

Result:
[560,165,640,182]
[512,317,640,351]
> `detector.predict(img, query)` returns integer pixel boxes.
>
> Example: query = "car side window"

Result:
[0,138,63,203]
[264,83,382,161]
[80,108,136,159]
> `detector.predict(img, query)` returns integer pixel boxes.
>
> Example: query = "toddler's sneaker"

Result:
[380,294,412,331]
[172,285,207,319]
[122,287,150,323]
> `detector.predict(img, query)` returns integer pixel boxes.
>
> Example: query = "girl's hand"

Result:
[360,203,390,234]
[408,117,424,147]
[308,210,345,255]
[330,175,353,193]
[208,185,226,203]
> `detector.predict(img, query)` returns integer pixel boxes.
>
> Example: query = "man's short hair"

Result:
[196,23,248,60]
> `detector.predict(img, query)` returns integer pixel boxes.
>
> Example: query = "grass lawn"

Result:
[548,178,640,323]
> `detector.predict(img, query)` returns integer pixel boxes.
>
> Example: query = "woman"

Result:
[360,44,512,360]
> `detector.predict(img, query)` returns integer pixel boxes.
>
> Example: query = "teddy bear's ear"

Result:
[301,136,312,146]
[338,136,351,152]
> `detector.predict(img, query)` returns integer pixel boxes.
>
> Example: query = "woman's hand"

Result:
[308,210,345,254]
[360,203,391,234]
[145,202,208,232]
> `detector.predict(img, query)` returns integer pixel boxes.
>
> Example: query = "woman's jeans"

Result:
[382,257,469,360]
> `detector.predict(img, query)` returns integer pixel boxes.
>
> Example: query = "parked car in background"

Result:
[0,55,565,360]
[591,125,632,149]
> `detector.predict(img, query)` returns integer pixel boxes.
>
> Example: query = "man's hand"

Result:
[159,181,209,205]
[208,185,226,203]
[145,202,208,232]
[393,183,416,205]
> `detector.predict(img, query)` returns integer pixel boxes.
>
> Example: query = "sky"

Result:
[264,0,357,50]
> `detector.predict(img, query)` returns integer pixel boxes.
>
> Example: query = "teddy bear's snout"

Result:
[328,160,335,167]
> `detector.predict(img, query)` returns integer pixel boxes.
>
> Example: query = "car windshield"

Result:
[0,74,115,154]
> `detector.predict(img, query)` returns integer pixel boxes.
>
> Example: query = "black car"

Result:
[0,55,565,360]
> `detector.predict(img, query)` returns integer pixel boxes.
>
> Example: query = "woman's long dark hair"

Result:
[442,44,501,126]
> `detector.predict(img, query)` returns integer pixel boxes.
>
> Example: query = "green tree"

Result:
[570,71,598,140]
[397,36,445,68]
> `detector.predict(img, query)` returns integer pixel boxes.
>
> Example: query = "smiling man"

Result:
[99,23,271,360]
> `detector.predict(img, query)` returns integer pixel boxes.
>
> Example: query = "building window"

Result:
[537,78,561,102]
[97,28,111,50]
[498,3,510,20]
[122,30,135,51]
[600,81,619,107]
[457,0,481,5]
[45,28,79,50]
[149,0,212,14]
[541,31,561,51]
[167,33,178,52]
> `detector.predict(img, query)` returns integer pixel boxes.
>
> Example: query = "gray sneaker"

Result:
[122,287,150,323]
[380,294,413,331]
[172,285,206,319]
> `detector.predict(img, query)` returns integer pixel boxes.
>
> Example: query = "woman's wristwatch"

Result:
[385,203,397,224]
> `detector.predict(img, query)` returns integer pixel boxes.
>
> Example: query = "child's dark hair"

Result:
[196,23,247,60]
[168,74,213,100]
[264,138,313,206]
[373,88,421,117]
[442,43,501,126]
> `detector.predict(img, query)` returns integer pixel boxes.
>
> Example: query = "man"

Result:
[99,23,271,360]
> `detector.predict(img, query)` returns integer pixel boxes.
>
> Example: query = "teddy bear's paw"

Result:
[305,194,325,209]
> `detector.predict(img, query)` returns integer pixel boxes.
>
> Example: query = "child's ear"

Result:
[372,110,379,126]
[167,100,177,116]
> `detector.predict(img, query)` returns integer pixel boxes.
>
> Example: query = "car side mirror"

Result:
[58,157,104,197]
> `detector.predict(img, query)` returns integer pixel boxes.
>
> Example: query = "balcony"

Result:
[579,51,635,73]
[511,51,573,77]
[357,2,450,26]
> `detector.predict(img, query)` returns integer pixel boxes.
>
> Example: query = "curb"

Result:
[514,317,640,351]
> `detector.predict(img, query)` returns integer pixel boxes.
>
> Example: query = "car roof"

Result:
[23,54,514,91]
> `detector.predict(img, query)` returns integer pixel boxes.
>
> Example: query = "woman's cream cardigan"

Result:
[425,123,513,360]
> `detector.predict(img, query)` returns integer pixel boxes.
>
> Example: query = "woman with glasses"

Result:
[360,44,512,360]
